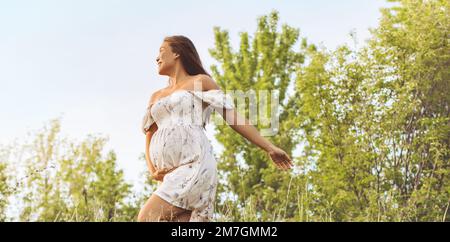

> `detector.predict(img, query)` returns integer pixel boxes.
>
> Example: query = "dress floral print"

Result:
[141,89,235,222]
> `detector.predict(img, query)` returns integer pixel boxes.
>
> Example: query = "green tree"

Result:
[20,119,65,221]
[211,0,449,221]
[296,43,385,221]
[0,154,11,221]
[57,136,132,221]
[367,0,450,221]
[294,0,449,221]
[209,10,305,221]
[19,119,133,221]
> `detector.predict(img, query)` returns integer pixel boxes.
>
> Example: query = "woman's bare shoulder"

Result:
[193,74,220,91]
[148,88,165,106]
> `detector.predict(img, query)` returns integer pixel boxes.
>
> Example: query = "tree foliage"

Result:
[0,0,448,221]
[211,0,449,221]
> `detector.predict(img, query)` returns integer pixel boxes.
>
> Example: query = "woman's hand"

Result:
[267,145,294,170]
[151,167,175,182]
[224,109,294,170]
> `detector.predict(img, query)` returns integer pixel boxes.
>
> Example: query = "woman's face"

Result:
[156,41,178,75]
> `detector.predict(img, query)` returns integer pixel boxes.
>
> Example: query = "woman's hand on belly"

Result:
[150,159,196,182]
[151,167,176,182]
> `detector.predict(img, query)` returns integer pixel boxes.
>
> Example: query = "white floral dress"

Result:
[141,89,235,222]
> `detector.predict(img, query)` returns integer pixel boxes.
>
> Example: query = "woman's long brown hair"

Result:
[163,35,211,78]
[163,35,211,129]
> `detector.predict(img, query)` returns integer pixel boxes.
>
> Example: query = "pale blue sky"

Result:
[0,0,391,188]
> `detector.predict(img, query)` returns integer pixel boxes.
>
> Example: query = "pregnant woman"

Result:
[138,35,293,222]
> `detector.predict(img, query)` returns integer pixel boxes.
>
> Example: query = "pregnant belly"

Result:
[150,124,204,170]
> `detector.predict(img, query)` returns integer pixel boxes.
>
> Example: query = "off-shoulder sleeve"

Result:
[187,89,235,111]
[187,89,235,126]
[141,107,155,134]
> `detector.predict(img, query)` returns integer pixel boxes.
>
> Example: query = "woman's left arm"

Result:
[198,75,293,170]
[220,107,294,170]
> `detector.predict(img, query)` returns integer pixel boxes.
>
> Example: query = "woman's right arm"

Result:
[145,124,157,175]
[144,90,161,176]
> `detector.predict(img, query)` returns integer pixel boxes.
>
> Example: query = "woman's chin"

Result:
[158,68,167,75]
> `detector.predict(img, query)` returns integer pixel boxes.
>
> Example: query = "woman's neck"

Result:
[168,65,190,87]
